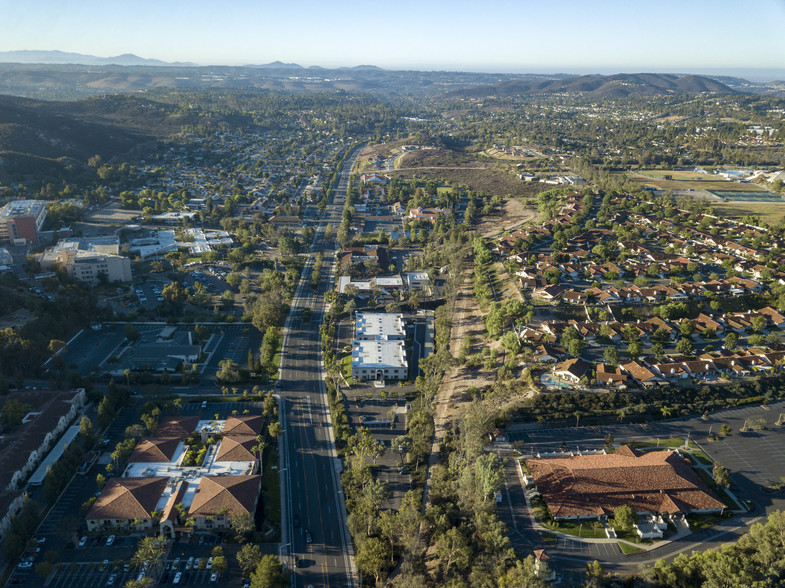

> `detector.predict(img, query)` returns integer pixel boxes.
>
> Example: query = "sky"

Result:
[2,0,785,77]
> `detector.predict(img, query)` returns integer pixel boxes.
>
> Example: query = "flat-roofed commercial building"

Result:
[39,239,132,284]
[0,200,47,244]
[351,339,408,381]
[354,312,405,341]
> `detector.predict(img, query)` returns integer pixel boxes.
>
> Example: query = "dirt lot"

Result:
[477,197,538,238]
[432,269,496,442]
[388,148,551,197]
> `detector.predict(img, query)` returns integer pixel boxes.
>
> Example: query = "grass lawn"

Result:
[687,512,731,532]
[261,441,281,542]
[626,171,767,193]
[619,541,646,555]
[626,437,689,450]
[543,520,607,539]
[711,201,785,226]
[638,169,712,181]
[694,468,736,508]
[690,450,714,466]
[341,355,352,380]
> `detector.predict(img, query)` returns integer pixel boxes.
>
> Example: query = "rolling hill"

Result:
[444,73,737,99]
[0,93,204,178]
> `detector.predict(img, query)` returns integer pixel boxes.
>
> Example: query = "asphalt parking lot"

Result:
[59,328,127,374]
[44,558,224,588]
[179,401,264,417]
[344,392,410,508]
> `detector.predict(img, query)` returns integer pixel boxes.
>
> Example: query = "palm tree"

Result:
[131,537,166,575]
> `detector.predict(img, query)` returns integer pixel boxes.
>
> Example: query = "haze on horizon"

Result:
[3,0,785,79]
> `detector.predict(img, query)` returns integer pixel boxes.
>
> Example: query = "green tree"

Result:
[568,338,585,357]
[78,415,95,444]
[713,465,731,488]
[603,346,619,365]
[627,340,641,360]
[237,544,263,576]
[268,420,282,438]
[614,504,636,532]
[354,537,390,586]
[724,332,738,350]
[123,324,140,342]
[130,537,167,575]
[217,359,242,383]
[436,527,471,576]
[586,560,604,587]
[97,396,116,429]
[212,555,227,574]
[498,555,550,588]
[675,337,694,356]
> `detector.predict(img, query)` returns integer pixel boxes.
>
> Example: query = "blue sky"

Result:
[3,0,785,75]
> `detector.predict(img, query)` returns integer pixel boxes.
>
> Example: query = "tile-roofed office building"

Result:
[525,446,724,519]
[187,475,261,520]
[215,435,258,462]
[221,415,264,437]
[86,477,169,532]
[155,416,200,439]
[129,437,183,463]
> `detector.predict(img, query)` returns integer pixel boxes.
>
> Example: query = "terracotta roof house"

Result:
[129,437,182,463]
[155,416,200,439]
[620,361,662,387]
[553,358,592,383]
[595,364,628,387]
[533,284,566,301]
[533,344,565,363]
[525,446,724,519]
[215,435,259,463]
[222,415,264,437]
[86,477,168,532]
[188,475,261,530]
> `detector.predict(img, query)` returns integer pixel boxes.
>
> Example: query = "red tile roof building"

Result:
[525,446,724,519]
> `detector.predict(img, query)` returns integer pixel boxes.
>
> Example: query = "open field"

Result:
[638,169,711,181]
[711,201,785,225]
[626,171,768,193]
[477,197,539,237]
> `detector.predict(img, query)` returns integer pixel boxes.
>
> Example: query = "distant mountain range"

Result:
[0,52,783,102]
[443,73,738,99]
[0,51,385,71]
[0,50,199,67]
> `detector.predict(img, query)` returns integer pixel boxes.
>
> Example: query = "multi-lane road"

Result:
[277,148,362,587]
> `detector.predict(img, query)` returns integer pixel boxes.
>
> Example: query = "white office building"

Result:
[352,312,408,381]
[354,312,405,341]
[351,340,408,381]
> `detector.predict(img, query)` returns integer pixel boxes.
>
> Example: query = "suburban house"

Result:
[553,357,592,383]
